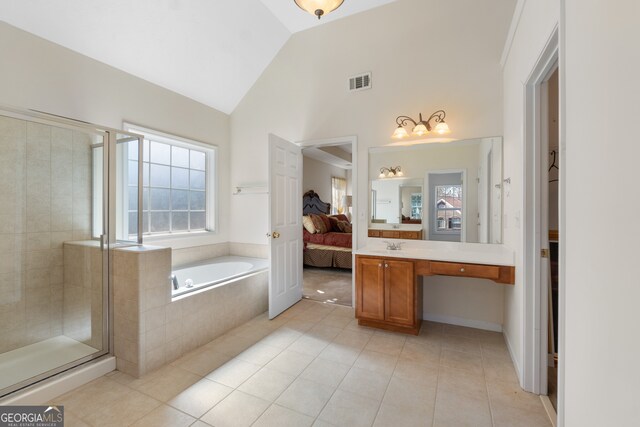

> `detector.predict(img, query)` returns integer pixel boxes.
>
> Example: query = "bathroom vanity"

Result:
[355,241,515,335]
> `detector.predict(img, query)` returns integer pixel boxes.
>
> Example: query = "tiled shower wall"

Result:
[0,116,97,354]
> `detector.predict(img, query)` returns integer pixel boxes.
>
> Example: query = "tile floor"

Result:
[52,300,552,427]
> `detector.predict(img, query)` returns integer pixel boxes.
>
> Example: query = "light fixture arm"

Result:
[395,115,418,128]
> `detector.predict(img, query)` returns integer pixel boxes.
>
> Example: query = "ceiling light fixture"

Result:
[392,110,451,139]
[378,166,403,179]
[294,0,345,20]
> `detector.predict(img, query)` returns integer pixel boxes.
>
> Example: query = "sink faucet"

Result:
[383,241,404,250]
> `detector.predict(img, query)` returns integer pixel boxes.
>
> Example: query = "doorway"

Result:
[522,27,561,424]
[299,137,357,307]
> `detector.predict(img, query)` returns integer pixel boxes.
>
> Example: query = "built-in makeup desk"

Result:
[354,241,515,335]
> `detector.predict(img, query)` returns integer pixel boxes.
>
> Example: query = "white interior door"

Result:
[268,134,303,319]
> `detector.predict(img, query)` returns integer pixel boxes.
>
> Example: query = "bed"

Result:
[302,190,352,269]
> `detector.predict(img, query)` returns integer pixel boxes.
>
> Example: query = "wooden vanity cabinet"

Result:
[368,229,423,240]
[355,254,515,335]
[356,256,423,334]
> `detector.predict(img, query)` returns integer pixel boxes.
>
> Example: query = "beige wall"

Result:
[230,0,514,330]
[563,1,640,425]
[0,21,231,248]
[302,156,347,208]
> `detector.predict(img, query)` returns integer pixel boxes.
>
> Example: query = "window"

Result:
[434,184,462,233]
[123,125,215,239]
[331,176,347,215]
[410,193,422,219]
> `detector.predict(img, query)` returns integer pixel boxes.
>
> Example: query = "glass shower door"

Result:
[0,112,109,397]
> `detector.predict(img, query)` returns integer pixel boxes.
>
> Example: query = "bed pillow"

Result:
[302,215,316,234]
[330,214,349,223]
[336,220,352,233]
[309,214,328,234]
[328,216,341,232]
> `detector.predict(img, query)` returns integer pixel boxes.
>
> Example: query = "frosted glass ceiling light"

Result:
[392,110,450,138]
[294,0,345,19]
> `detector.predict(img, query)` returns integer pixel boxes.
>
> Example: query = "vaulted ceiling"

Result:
[0,0,397,114]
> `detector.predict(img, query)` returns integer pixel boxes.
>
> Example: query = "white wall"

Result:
[302,156,347,207]
[230,0,515,331]
[501,0,559,381]
[0,22,231,248]
[563,1,640,425]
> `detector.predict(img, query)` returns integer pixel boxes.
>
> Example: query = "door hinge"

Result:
[541,248,549,258]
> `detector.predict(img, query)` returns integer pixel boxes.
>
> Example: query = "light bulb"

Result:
[434,121,450,134]
[412,122,428,136]
[392,126,409,139]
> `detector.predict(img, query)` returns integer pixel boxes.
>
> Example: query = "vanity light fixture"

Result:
[379,166,403,178]
[294,0,344,20]
[392,110,451,139]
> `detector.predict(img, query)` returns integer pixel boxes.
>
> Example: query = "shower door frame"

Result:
[0,105,142,398]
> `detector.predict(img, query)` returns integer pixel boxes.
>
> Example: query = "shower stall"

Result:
[0,106,142,398]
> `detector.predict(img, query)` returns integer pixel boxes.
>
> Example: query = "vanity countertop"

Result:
[356,240,515,266]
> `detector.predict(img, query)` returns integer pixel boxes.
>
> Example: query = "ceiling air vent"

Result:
[349,72,372,92]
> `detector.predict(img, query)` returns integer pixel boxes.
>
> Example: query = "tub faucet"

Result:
[171,274,179,290]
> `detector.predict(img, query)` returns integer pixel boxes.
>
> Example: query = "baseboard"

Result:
[540,395,557,427]
[503,329,522,385]
[423,313,502,332]
[0,356,115,405]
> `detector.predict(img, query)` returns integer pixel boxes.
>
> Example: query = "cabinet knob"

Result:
[460,268,465,272]
[385,264,389,268]
[378,264,382,267]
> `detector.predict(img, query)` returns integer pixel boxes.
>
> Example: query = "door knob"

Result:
[272,231,281,239]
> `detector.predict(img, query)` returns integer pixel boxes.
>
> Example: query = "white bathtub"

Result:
[172,256,269,298]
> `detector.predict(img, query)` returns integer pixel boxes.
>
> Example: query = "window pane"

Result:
[172,146,189,168]
[171,167,189,189]
[128,140,139,160]
[190,191,205,210]
[128,160,138,186]
[172,212,189,231]
[190,212,206,230]
[143,162,149,186]
[150,141,171,165]
[143,140,149,162]
[172,190,189,210]
[150,164,170,187]
[150,188,170,210]
[128,187,138,211]
[142,188,149,210]
[190,150,206,170]
[190,170,205,190]
[150,212,170,233]
[128,212,138,235]
[142,211,149,233]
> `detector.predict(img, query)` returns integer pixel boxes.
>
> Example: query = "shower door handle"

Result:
[100,234,107,250]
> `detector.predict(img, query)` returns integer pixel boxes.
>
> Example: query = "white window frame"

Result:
[434,184,463,235]
[122,123,217,240]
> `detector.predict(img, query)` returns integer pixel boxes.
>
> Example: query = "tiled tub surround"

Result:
[52,300,552,427]
[0,116,95,355]
[113,246,268,378]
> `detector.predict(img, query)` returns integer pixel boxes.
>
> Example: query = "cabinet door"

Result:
[356,257,385,321]
[384,259,415,326]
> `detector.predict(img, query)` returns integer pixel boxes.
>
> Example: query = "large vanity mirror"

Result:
[369,137,503,244]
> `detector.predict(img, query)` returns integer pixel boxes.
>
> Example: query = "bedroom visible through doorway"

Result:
[300,139,355,307]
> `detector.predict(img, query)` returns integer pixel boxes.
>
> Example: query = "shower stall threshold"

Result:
[0,336,99,392]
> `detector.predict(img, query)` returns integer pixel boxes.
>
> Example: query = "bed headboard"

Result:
[303,190,331,215]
